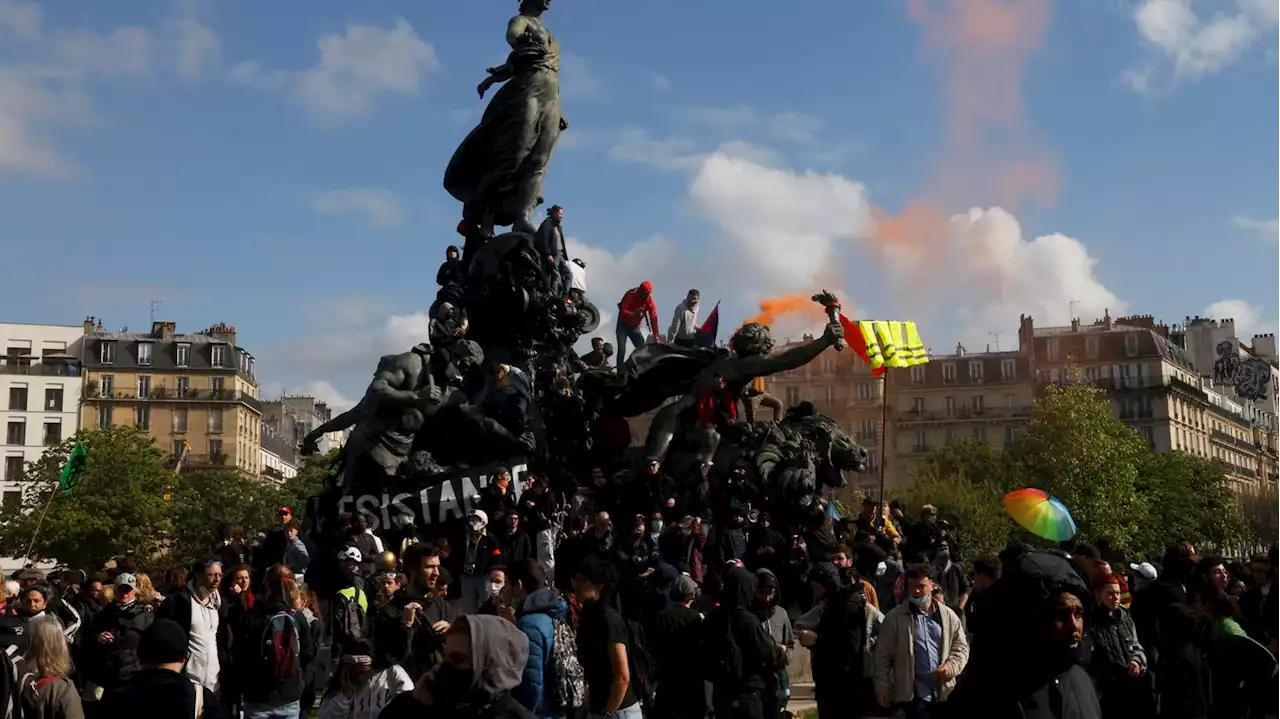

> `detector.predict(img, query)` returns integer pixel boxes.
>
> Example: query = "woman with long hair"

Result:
[133,573,160,608]
[229,565,315,719]
[22,614,83,719]
[1194,584,1277,719]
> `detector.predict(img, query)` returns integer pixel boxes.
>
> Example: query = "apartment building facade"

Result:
[884,345,1034,489]
[261,395,346,456]
[79,318,263,476]
[260,425,300,483]
[0,323,85,502]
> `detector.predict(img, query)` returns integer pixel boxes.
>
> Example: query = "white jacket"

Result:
[317,666,414,719]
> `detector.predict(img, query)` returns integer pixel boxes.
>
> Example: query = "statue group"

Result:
[306,1,870,537]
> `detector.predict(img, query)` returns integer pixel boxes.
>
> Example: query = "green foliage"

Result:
[1238,483,1279,555]
[1013,383,1150,556]
[904,442,1014,562]
[0,426,339,571]
[1135,451,1249,555]
[0,425,176,569]
[908,379,1258,562]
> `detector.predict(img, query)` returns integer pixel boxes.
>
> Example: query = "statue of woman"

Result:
[444,0,568,237]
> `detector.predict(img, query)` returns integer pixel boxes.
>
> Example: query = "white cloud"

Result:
[231,18,439,121]
[1232,216,1279,240]
[1203,298,1276,339]
[312,188,403,229]
[558,52,602,99]
[769,111,825,143]
[606,128,703,171]
[649,72,672,91]
[0,3,219,177]
[257,309,434,385]
[1124,0,1278,92]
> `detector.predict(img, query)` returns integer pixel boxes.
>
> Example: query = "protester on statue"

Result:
[493,511,534,567]
[347,514,384,577]
[155,559,225,695]
[477,468,520,521]
[614,281,661,365]
[98,618,228,719]
[747,511,787,579]
[453,510,501,614]
[436,244,466,288]
[577,336,613,370]
[534,204,571,297]
[516,474,557,579]
[666,289,700,346]
[624,457,678,523]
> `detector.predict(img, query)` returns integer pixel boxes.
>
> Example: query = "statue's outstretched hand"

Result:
[478,77,496,99]
[559,116,569,132]
[822,320,845,346]
[300,432,320,456]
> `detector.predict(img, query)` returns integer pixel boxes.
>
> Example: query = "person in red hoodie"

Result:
[616,281,661,364]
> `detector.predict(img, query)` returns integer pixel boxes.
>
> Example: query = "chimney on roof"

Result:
[956,342,966,357]
[1102,309,1112,330]
[151,321,176,340]
[205,322,237,346]
[95,318,104,333]
[1071,318,1080,332]
[83,317,95,335]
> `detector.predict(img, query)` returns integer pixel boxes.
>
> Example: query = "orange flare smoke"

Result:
[742,293,838,328]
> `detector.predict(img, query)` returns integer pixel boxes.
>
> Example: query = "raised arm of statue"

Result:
[301,399,372,454]
[369,353,431,408]
[735,322,844,380]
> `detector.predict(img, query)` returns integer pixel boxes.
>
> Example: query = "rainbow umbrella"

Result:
[1003,488,1077,542]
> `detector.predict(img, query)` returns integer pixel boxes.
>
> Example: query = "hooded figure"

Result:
[753,568,794,718]
[947,552,1102,719]
[1129,542,1207,718]
[379,613,534,719]
[701,567,782,719]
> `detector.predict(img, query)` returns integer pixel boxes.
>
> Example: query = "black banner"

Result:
[336,460,528,533]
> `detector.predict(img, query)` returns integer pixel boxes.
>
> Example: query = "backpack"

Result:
[1,646,28,719]
[623,618,656,701]
[260,610,301,681]
[548,616,587,709]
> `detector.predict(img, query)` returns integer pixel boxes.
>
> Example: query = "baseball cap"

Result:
[114,572,138,591]
[670,575,698,601]
[468,509,488,526]
[279,506,292,515]
[338,547,362,564]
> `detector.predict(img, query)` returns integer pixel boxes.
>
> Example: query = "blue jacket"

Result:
[512,588,568,719]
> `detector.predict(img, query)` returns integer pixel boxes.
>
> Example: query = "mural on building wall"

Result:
[1214,340,1273,401]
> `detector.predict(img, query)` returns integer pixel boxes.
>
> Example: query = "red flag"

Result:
[839,312,884,377]
[694,302,720,347]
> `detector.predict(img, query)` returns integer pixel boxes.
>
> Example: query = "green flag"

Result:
[58,441,86,493]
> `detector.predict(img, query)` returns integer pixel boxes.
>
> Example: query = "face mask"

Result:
[908,594,929,607]
[487,582,505,597]
[650,521,663,532]
[875,562,887,578]
[469,520,484,533]
[925,516,937,526]
[430,664,475,706]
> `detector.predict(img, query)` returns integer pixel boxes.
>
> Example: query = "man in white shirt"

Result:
[667,289,701,345]
[157,559,224,693]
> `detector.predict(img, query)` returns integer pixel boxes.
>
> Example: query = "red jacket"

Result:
[618,282,659,332]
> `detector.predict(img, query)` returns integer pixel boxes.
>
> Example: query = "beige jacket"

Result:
[872,600,969,705]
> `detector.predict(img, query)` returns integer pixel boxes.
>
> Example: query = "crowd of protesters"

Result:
[0,480,1276,719]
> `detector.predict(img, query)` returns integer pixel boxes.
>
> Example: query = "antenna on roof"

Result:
[1068,298,1082,320]
[150,298,163,324]
[988,331,1003,351]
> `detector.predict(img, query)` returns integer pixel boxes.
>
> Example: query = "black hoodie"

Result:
[701,567,781,693]
[946,552,1101,719]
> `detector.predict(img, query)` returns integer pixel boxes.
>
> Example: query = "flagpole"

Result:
[24,486,60,563]
[878,368,889,506]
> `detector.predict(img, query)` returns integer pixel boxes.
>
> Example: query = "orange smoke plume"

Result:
[868,0,1059,270]
[742,293,835,328]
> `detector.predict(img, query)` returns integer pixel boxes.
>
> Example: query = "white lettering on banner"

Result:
[336,462,528,530]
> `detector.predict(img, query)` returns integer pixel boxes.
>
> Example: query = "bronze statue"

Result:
[304,345,443,486]
[643,320,846,465]
[444,0,567,237]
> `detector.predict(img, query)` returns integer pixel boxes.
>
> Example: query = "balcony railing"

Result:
[0,362,80,377]
[88,388,262,412]
[1210,429,1261,454]
[1215,458,1258,478]
[172,452,229,468]
[897,406,1032,423]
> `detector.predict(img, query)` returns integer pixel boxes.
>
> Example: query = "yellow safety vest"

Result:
[858,321,928,370]
[337,586,368,613]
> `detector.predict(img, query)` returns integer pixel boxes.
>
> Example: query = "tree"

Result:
[0,425,175,569]
[1135,451,1249,556]
[1010,383,1150,556]
[1238,483,1279,556]
[168,469,282,568]
[905,440,1016,562]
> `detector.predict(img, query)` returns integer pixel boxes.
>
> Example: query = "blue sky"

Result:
[0,0,1275,407]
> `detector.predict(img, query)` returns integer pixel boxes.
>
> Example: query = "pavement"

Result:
[786,681,817,715]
